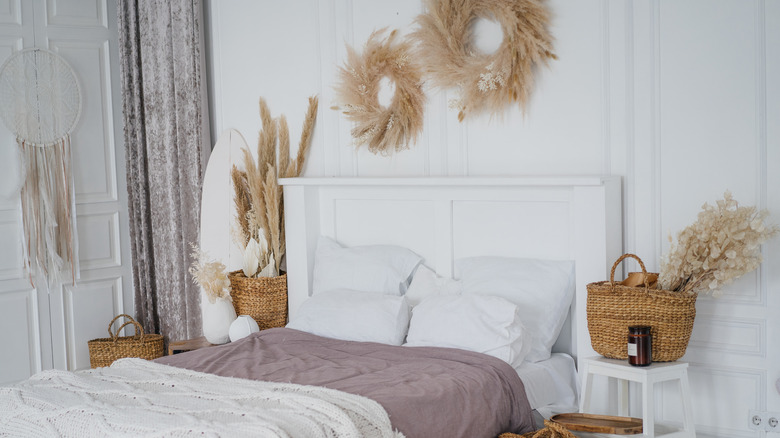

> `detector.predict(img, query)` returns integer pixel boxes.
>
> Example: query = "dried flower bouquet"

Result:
[659,191,778,296]
[189,244,231,304]
[231,96,319,278]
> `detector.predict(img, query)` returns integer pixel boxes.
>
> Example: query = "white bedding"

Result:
[515,353,580,418]
[0,358,403,438]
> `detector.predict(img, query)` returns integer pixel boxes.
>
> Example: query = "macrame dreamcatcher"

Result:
[0,48,82,287]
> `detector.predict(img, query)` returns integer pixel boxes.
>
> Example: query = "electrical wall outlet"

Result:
[750,410,764,430]
[768,415,779,432]
[749,410,780,432]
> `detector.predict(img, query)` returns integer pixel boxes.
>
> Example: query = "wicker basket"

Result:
[586,254,697,362]
[499,420,576,438]
[87,314,164,368]
[228,271,288,330]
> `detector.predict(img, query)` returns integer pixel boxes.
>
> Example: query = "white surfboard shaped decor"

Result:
[200,128,250,271]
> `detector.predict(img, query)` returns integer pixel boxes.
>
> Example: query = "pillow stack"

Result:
[287,236,576,368]
[286,236,421,345]
[455,257,575,363]
[405,294,530,367]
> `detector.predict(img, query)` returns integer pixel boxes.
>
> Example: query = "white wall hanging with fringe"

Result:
[0,48,81,287]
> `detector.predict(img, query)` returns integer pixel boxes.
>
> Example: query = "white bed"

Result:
[280,176,623,419]
[1,176,622,436]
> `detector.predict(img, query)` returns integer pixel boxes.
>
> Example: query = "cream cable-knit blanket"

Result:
[0,358,405,437]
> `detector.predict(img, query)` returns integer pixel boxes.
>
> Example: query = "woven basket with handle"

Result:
[87,314,164,368]
[586,254,697,362]
[228,271,288,330]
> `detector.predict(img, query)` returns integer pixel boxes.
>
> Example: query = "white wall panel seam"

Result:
[600,0,611,177]
[652,0,661,273]
[624,0,636,258]
[755,0,769,310]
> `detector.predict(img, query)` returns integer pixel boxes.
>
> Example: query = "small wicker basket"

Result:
[586,254,697,362]
[499,419,576,438]
[228,271,288,330]
[87,314,164,368]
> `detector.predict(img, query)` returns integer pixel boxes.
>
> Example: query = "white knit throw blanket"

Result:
[0,358,405,438]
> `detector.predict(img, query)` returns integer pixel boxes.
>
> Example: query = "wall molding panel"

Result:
[76,211,121,271]
[685,363,765,438]
[49,38,118,204]
[46,0,107,29]
[0,287,40,383]
[689,315,765,357]
[0,212,21,281]
[63,276,123,371]
[0,0,22,26]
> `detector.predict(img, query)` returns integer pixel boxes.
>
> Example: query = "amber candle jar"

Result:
[627,326,652,366]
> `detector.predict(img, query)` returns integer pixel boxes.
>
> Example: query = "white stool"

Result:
[579,356,695,438]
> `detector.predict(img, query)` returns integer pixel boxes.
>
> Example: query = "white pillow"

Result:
[404,294,530,368]
[404,264,462,307]
[286,289,411,345]
[312,236,422,296]
[456,256,575,362]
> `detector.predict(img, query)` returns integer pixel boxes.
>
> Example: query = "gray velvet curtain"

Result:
[118,0,207,343]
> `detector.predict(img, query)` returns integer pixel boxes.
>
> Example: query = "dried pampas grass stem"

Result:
[412,0,556,121]
[233,96,319,277]
[333,28,426,155]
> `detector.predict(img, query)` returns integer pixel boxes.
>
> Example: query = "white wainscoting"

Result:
[0,0,133,383]
[207,1,780,435]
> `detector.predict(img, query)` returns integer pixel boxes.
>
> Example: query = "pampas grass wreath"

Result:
[332,28,426,155]
[412,0,557,121]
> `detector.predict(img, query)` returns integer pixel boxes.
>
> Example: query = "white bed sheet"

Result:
[514,353,580,418]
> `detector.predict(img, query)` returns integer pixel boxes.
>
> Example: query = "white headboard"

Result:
[279,176,622,366]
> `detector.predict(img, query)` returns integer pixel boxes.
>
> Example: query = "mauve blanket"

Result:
[157,328,535,438]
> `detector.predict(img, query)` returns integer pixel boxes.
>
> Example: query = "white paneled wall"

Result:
[0,0,132,383]
[206,1,780,436]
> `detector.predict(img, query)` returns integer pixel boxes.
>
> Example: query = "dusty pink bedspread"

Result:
[157,328,534,438]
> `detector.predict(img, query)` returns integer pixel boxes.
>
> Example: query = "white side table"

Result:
[579,356,695,438]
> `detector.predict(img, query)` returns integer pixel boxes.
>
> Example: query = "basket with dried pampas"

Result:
[228,96,318,328]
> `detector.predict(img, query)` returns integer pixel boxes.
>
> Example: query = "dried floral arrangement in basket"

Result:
[659,191,778,296]
[230,96,318,278]
[189,97,318,331]
[587,192,777,362]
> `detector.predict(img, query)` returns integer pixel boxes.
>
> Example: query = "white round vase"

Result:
[200,291,236,344]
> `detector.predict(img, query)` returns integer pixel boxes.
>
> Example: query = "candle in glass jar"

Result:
[627,325,652,366]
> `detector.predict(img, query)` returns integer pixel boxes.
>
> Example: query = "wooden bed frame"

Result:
[279,176,622,367]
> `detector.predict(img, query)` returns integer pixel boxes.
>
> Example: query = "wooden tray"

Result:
[550,413,643,434]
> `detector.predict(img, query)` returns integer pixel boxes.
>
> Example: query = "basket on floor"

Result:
[499,420,576,438]
[586,254,697,362]
[87,314,164,368]
[228,271,288,330]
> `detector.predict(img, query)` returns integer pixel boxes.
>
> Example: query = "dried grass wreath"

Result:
[333,29,425,155]
[412,0,557,121]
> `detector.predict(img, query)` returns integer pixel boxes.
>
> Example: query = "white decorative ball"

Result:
[229,315,260,342]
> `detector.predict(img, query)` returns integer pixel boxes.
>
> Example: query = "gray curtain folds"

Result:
[118,0,207,342]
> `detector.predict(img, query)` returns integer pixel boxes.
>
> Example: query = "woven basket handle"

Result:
[609,253,650,287]
[107,314,145,343]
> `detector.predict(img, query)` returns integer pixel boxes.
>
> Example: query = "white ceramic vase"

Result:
[200,291,236,344]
